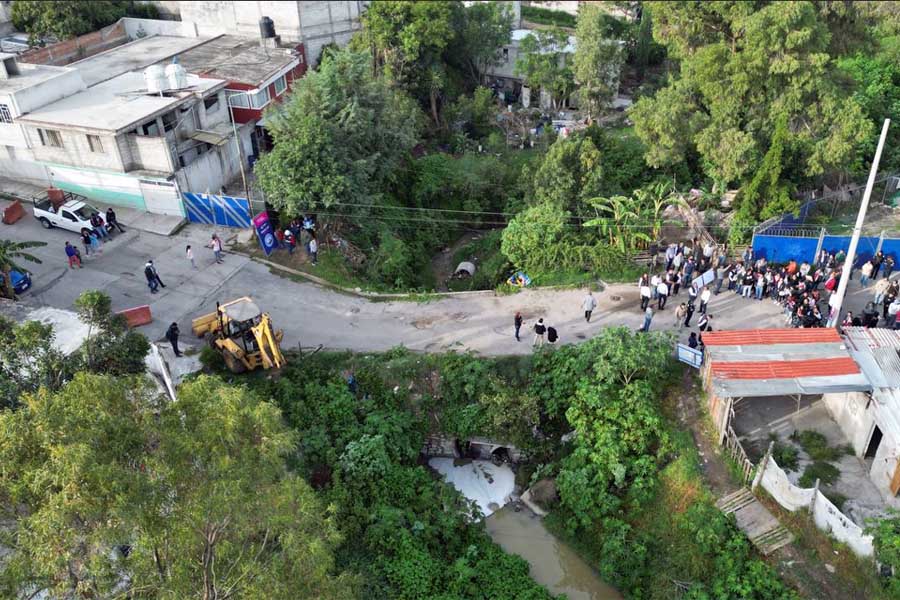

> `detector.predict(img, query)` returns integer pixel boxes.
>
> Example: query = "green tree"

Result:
[515,27,575,110]
[10,0,156,42]
[632,1,873,198]
[529,134,604,212]
[450,1,514,84]
[574,3,625,119]
[255,48,421,217]
[500,201,572,273]
[0,374,355,599]
[0,238,44,299]
[866,511,900,596]
[73,289,149,375]
[0,317,68,409]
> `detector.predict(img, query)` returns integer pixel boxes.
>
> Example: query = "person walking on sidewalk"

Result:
[514,312,523,341]
[186,245,197,269]
[641,306,654,332]
[106,207,124,233]
[166,322,182,357]
[208,234,223,264]
[582,290,597,322]
[533,318,546,347]
[146,260,165,289]
[144,261,159,294]
[65,242,82,269]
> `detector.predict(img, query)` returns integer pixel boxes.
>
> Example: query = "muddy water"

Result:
[485,507,621,600]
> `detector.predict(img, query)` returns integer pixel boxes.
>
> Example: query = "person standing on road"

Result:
[89,229,103,255]
[146,260,165,289]
[860,259,874,287]
[533,318,546,347]
[640,280,652,310]
[144,261,159,294]
[874,276,890,306]
[683,301,695,328]
[65,242,82,269]
[699,313,712,332]
[675,303,687,328]
[80,228,93,257]
[166,322,182,357]
[699,287,711,314]
[309,237,318,265]
[641,305,654,332]
[208,234,223,264]
[656,279,669,310]
[514,312,523,341]
[884,256,896,280]
[582,290,597,322]
[186,245,197,269]
[106,207,124,233]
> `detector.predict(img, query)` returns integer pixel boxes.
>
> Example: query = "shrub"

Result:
[199,345,225,373]
[799,461,840,488]
[772,440,799,472]
[792,430,844,462]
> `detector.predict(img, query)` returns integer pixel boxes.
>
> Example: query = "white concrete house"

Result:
[826,327,900,505]
[0,54,86,186]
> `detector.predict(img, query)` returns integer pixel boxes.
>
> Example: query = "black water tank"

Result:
[259,16,276,39]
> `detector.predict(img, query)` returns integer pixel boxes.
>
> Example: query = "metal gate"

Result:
[181,192,251,228]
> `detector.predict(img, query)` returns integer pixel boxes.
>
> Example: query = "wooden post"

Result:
[753,441,775,491]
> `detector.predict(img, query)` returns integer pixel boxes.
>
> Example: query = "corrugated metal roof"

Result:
[843,327,900,389]
[711,357,860,380]
[706,342,848,364]
[703,329,841,346]
[712,374,872,398]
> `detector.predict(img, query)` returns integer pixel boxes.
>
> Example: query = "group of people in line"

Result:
[844,250,900,329]
[274,216,318,265]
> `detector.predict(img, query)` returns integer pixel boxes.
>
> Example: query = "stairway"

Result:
[716,488,794,555]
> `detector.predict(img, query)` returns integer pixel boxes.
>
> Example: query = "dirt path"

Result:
[429,231,484,292]
[673,371,867,600]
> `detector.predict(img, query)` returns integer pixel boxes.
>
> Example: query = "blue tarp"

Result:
[182,192,252,228]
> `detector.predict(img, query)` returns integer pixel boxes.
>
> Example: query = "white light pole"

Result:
[827,118,891,327]
[225,90,252,199]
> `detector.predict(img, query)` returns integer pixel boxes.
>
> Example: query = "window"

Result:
[0,103,11,123]
[250,87,270,109]
[161,111,177,132]
[274,75,286,96]
[86,134,103,153]
[226,91,250,109]
[204,94,219,112]
[37,128,62,148]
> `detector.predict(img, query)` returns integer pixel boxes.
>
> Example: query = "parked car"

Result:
[32,193,101,234]
[0,269,32,295]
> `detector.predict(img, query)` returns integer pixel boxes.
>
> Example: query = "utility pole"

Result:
[827,119,891,327]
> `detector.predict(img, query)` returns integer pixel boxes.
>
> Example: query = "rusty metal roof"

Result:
[703,328,841,346]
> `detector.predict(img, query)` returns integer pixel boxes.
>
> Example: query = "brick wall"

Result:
[19,21,129,67]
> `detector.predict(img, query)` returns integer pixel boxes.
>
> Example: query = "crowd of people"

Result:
[637,241,900,332]
[274,216,318,265]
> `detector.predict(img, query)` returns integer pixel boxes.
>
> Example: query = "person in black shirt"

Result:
[166,322,182,357]
[533,318,546,347]
[514,312,523,342]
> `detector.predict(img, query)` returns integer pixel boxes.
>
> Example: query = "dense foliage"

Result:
[866,510,900,597]
[0,374,354,599]
[10,0,157,42]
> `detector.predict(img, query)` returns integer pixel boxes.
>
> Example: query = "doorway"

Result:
[865,425,883,459]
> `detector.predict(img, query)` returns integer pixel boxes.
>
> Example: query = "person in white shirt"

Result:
[699,287,711,314]
[640,282,652,310]
[582,290,597,322]
[650,274,661,300]
[656,280,669,309]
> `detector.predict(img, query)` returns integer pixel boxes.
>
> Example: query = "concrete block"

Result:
[2,200,24,224]
[117,304,152,327]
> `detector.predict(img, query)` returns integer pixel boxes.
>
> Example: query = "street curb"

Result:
[235,252,610,301]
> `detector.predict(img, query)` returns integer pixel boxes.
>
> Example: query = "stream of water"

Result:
[429,458,620,599]
[485,507,622,600]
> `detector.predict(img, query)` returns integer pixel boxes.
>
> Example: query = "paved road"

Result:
[0,205,883,355]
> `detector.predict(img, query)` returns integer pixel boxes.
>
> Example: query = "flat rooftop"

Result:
[70,35,212,87]
[0,58,73,93]
[17,70,225,133]
[161,35,298,87]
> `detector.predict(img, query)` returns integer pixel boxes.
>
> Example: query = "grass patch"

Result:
[799,461,841,488]
[521,5,576,28]
[792,430,847,462]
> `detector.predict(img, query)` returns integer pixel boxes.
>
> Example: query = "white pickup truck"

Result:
[32,193,101,234]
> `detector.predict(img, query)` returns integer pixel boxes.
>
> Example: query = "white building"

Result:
[174,1,368,66]
[0,54,86,185]
[826,327,900,504]
[485,29,576,108]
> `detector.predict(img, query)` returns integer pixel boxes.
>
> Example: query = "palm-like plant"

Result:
[0,239,45,299]
[634,180,676,241]
[584,195,650,254]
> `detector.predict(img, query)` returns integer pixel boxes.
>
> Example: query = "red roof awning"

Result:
[703,328,841,346]
[710,357,860,380]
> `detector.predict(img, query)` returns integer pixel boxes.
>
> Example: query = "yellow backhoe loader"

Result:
[191,297,286,373]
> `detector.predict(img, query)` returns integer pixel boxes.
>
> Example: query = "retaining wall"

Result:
[19,21,128,66]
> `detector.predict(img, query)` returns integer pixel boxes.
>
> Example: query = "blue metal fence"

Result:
[182,192,252,228]
[752,232,898,264]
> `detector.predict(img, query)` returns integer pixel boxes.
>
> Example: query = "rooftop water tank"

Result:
[165,59,187,90]
[260,16,276,39]
[144,64,166,94]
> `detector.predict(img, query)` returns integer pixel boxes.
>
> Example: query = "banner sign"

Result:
[253,211,278,257]
[677,343,704,369]
[692,268,715,291]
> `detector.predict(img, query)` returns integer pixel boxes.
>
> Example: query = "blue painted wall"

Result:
[752,233,899,264]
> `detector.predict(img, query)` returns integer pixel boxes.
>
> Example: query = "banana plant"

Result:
[583,195,650,253]
[0,239,44,299]
[634,180,676,241]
